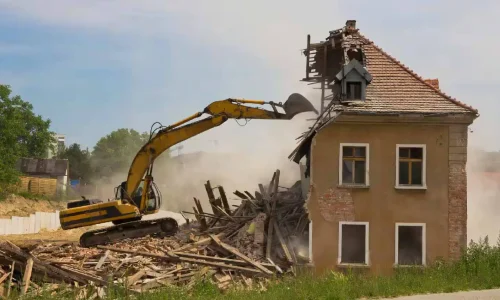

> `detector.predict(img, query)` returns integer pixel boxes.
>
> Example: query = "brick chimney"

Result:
[424,78,439,90]
[346,20,357,32]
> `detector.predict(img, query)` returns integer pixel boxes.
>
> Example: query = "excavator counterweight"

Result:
[59,93,317,247]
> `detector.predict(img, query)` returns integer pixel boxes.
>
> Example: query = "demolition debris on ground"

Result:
[0,169,310,297]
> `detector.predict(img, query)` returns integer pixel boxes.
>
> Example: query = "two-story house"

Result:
[290,20,479,275]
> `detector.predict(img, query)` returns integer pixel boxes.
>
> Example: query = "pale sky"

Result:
[0,0,498,153]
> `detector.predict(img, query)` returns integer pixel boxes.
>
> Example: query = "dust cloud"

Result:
[467,147,500,243]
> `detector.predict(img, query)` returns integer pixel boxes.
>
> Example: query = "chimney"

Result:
[424,78,439,90]
[346,20,357,31]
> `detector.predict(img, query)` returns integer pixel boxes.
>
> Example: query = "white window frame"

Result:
[395,144,427,189]
[394,222,426,266]
[339,143,370,186]
[338,221,370,265]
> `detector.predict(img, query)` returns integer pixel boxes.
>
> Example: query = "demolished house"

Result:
[289,20,479,274]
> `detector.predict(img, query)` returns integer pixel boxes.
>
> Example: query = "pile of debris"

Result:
[0,170,310,297]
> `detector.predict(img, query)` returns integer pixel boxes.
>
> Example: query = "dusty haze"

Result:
[467,147,500,243]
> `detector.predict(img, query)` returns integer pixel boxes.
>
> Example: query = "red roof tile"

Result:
[337,33,478,115]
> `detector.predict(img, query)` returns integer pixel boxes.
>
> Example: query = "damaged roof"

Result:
[340,33,478,114]
[289,21,479,163]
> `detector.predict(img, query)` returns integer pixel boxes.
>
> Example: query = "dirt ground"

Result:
[0,195,90,246]
[0,194,67,218]
[0,227,87,242]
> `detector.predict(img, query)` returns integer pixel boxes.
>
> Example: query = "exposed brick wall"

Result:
[448,125,468,260]
[317,187,355,222]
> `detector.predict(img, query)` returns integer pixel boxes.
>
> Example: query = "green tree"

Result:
[92,128,154,178]
[58,143,92,183]
[0,85,55,184]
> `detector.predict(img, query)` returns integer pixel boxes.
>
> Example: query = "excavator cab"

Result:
[114,179,162,214]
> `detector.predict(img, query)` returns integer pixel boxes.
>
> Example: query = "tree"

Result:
[91,128,152,178]
[58,143,92,183]
[0,85,55,184]
[91,128,172,180]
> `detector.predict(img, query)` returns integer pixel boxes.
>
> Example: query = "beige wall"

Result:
[308,121,451,275]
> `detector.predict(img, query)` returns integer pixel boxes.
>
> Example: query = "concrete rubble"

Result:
[0,169,310,297]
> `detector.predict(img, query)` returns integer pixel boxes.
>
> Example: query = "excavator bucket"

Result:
[283,93,319,119]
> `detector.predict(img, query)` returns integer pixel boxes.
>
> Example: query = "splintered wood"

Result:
[0,169,309,296]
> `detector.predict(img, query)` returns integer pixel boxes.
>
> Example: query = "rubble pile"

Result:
[0,169,310,297]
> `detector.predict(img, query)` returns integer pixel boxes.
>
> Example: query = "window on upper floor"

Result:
[340,143,369,186]
[395,223,426,266]
[338,221,370,265]
[396,144,427,189]
[346,82,362,100]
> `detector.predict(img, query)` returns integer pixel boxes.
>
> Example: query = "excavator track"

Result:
[79,217,179,248]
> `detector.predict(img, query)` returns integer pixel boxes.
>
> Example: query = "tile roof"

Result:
[336,33,478,115]
[288,24,479,164]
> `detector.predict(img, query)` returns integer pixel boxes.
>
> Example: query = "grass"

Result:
[18,234,500,300]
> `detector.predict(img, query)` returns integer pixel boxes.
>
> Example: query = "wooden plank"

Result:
[217,186,231,214]
[95,250,110,270]
[204,181,221,215]
[273,220,293,263]
[102,245,262,273]
[233,190,248,200]
[58,266,108,285]
[21,257,33,295]
[194,198,208,230]
[0,271,11,285]
[6,262,14,298]
[244,191,255,200]
[0,241,87,284]
[126,269,147,287]
[209,234,273,275]
[172,252,276,268]
[174,233,225,252]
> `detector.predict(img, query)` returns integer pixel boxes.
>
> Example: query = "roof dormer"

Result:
[335,58,372,102]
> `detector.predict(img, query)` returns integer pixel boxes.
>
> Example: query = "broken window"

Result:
[396,224,425,265]
[397,145,425,187]
[341,144,368,185]
[347,48,363,64]
[339,222,368,264]
[346,82,362,100]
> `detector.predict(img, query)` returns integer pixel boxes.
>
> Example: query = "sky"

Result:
[0,0,499,153]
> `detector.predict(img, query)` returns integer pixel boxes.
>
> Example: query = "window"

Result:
[339,143,369,186]
[346,82,362,100]
[338,221,369,265]
[395,223,426,266]
[396,144,426,189]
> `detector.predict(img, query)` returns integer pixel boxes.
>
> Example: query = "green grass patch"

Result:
[18,235,500,300]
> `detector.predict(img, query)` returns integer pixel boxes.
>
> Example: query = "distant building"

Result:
[16,157,69,194]
[46,133,66,159]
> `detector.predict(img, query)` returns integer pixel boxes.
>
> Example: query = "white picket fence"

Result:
[0,211,61,235]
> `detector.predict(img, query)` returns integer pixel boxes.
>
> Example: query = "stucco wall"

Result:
[308,122,451,275]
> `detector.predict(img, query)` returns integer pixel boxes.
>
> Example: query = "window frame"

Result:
[394,222,427,266]
[395,144,427,189]
[346,81,362,100]
[338,221,370,265]
[339,143,370,187]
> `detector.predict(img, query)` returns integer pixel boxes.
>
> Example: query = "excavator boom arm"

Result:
[123,94,317,206]
[124,115,228,200]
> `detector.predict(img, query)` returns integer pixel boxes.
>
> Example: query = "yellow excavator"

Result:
[59,93,317,247]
